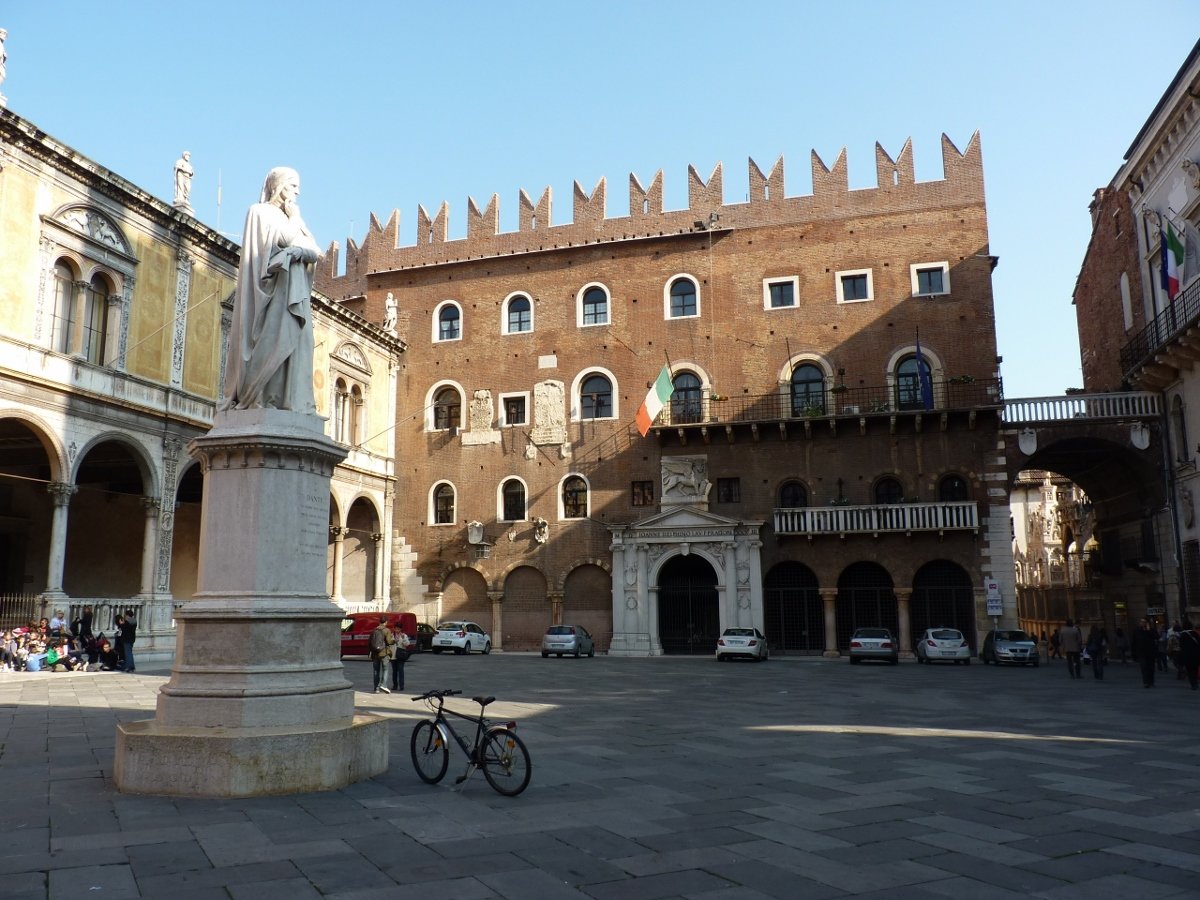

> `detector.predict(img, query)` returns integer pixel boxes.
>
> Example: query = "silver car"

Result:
[981,629,1039,666]
[541,625,595,658]
[716,627,769,662]
[848,627,899,664]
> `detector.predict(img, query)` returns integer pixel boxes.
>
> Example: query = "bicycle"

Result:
[410,689,532,796]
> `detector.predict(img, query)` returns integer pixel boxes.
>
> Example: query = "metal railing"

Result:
[1002,391,1160,424]
[0,593,42,628]
[774,501,979,536]
[1120,277,1200,374]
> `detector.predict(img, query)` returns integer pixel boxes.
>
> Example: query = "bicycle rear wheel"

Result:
[411,720,449,784]
[480,728,531,796]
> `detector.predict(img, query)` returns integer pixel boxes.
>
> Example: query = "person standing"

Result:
[120,608,137,673]
[1050,628,1062,661]
[1179,621,1200,691]
[1060,618,1084,679]
[369,619,394,694]
[390,623,410,692]
[1132,618,1158,688]
[1114,626,1129,664]
[1086,627,1107,680]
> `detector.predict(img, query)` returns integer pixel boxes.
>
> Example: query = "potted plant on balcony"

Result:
[946,375,976,385]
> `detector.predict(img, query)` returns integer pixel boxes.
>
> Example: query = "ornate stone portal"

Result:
[114,410,388,796]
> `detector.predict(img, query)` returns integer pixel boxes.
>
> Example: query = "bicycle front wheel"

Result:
[480,728,531,796]
[411,720,449,784]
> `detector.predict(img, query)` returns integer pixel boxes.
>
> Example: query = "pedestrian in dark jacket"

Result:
[1132,618,1159,688]
[1179,620,1200,691]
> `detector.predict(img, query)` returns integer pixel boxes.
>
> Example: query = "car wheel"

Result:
[588,647,595,658]
[483,642,491,655]
[574,647,580,658]
[457,642,469,655]
[541,651,549,658]
[890,657,898,665]
[557,653,563,658]
[849,656,860,664]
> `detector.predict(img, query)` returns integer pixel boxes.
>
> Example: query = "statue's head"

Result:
[260,167,300,205]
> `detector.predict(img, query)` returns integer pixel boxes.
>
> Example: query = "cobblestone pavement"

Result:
[2,652,1199,899]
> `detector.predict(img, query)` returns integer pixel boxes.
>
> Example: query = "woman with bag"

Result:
[390,622,410,692]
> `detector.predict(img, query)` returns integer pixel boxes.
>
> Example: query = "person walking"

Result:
[1179,621,1200,691]
[1132,618,1158,688]
[1156,624,1170,672]
[390,623,410,692]
[120,608,137,673]
[1050,628,1062,661]
[1114,626,1129,664]
[369,619,395,694]
[1086,627,1107,680]
[1060,618,1084,679]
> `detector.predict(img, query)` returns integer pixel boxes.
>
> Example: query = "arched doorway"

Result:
[169,462,204,601]
[502,565,548,650]
[563,563,613,652]
[763,562,823,654]
[343,498,380,605]
[657,554,719,654]
[441,567,491,632]
[911,560,977,650]
[0,418,55,596]
[835,562,897,649]
[65,440,147,601]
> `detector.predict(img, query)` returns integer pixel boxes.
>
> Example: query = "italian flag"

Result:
[1163,221,1185,300]
[635,365,673,436]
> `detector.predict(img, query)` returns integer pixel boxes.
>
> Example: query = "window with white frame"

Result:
[665,275,699,319]
[578,284,610,327]
[763,276,798,310]
[431,385,463,431]
[433,301,462,342]
[500,478,526,522]
[835,269,873,304]
[503,292,533,334]
[51,260,113,364]
[431,482,456,525]
[561,475,588,519]
[499,392,529,427]
[579,373,613,420]
[910,262,950,297]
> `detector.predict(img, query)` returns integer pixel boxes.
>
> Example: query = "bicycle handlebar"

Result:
[411,688,461,702]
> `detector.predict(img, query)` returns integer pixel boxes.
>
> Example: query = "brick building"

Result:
[318,134,1015,655]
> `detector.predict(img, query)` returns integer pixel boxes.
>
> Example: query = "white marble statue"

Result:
[173,151,194,207]
[0,28,8,107]
[383,292,397,332]
[221,167,320,413]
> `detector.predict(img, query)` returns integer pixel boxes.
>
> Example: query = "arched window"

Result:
[433,483,456,525]
[790,364,826,416]
[506,294,532,334]
[81,274,110,364]
[938,474,969,501]
[333,378,350,443]
[895,355,932,411]
[433,386,461,430]
[1173,395,1189,462]
[581,286,609,326]
[436,304,461,341]
[671,372,703,424]
[562,476,588,519]
[874,477,904,505]
[350,384,364,445]
[501,479,526,521]
[779,481,808,508]
[52,261,76,354]
[580,374,612,420]
[668,277,698,318]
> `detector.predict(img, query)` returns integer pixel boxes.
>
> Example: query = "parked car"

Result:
[980,629,1039,666]
[915,627,971,664]
[848,627,898,664]
[715,627,769,662]
[339,612,417,658]
[431,621,492,654]
[414,622,437,652]
[541,624,595,658]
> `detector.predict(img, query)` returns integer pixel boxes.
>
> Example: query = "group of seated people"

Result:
[0,607,126,673]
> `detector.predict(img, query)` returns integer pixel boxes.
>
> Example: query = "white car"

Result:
[431,621,492,655]
[915,627,972,665]
[715,627,769,662]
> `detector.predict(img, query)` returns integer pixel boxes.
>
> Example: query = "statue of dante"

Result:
[221,167,319,413]
[173,151,194,206]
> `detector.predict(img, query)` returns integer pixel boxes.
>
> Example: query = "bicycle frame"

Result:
[410,689,531,795]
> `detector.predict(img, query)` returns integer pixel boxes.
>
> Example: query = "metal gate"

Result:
[764,562,824,654]
[910,560,977,650]
[657,555,719,655]
[835,561,897,649]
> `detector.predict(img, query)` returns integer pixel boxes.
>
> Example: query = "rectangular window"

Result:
[716,477,741,504]
[631,481,654,507]
[837,272,871,303]
[910,262,950,297]
[1183,540,1200,607]
[763,277,798,310]
[500,394,528,427]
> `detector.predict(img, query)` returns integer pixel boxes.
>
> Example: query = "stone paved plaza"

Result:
[1,652,1199,899]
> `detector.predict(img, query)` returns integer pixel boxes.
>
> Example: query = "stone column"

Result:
[137,497,160,599]
[44,482,77,600]
[329,526,348,602]
[820,588,839,658]
[895,588,914,659]
[114,409,388,797]
[488,591,504,650]
[722,540,738,630]
[370,532,385,605]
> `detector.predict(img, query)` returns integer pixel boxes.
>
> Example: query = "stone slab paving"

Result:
[2,653,1199,898]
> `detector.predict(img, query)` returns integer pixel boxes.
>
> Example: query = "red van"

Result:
[339,612,417,658]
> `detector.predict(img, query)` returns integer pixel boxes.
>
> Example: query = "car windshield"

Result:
[996,630,1032,642]
[546,626,575,635]
[724,628,755,636]
[437,622,464,631]
[931,629,962,640]
[854,628,890,638]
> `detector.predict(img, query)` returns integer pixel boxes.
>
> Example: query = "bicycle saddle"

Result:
[473,695,495,707]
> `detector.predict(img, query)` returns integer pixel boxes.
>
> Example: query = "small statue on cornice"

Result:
[1183,158,1200,191]
[382,292,397,333]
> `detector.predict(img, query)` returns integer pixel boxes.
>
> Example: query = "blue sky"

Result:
[3,2,1194,398]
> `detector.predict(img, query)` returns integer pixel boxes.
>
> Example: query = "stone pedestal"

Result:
[114,409,388,797]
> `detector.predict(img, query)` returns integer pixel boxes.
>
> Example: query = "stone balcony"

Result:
[773,501,979,538]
